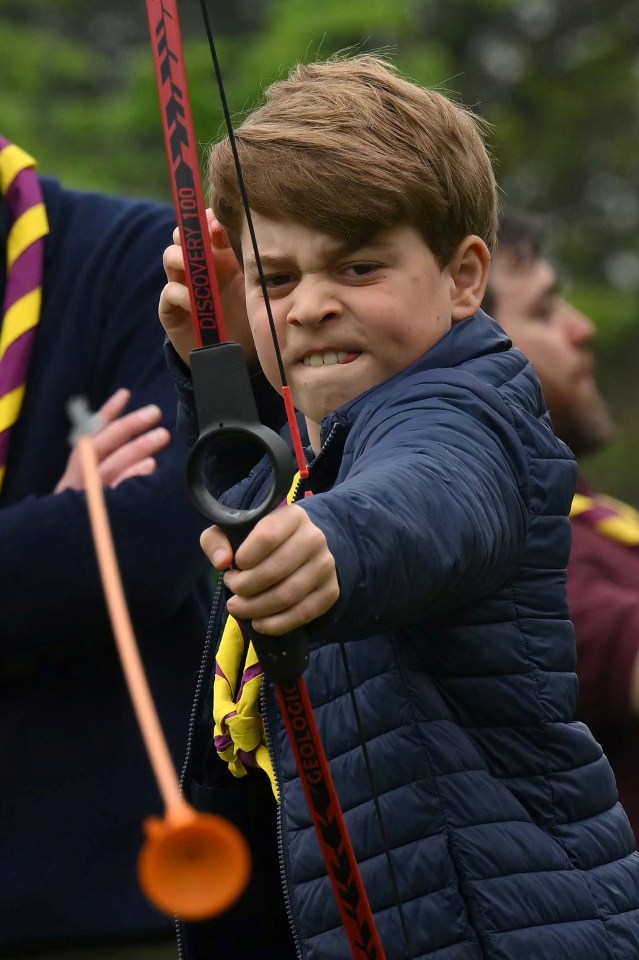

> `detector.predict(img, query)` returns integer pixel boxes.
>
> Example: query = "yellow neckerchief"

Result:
[213,472,302,800]
[570,492,639,547]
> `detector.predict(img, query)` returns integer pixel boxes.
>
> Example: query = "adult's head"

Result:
[483,214,614,457]
[208,53,497,269]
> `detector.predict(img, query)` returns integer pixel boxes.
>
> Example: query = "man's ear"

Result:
[448,236,491,322]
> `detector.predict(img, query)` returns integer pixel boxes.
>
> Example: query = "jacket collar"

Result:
[319,310,511,444]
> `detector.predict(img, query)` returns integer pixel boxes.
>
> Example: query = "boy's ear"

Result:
[448,236,491,322]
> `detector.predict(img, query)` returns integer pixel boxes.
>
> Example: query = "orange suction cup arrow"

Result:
[139,799,251,921]
[70,399,251,920]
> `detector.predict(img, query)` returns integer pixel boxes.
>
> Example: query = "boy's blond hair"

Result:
[210,54,497,267]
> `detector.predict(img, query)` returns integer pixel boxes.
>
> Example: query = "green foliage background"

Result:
[2,0,639,500]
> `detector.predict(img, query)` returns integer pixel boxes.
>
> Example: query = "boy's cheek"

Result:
[253,337,285,390]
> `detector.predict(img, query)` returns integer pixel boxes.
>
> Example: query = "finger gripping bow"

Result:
[146,1,387,956]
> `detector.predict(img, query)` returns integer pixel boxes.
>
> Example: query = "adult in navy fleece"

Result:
[0,176,211,955]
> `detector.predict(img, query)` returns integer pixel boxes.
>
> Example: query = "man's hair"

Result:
[209,54,497,267]
[482,213,545,316]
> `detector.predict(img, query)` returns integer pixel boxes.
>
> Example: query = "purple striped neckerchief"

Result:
[570,477,639,550]
[0,136,49,492]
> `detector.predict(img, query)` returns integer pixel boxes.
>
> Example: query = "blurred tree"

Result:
[3,0,638,305]
[1,0,638,497]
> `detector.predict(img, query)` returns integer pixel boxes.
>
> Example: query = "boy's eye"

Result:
[342,262,379,278]
[263,273,296,291]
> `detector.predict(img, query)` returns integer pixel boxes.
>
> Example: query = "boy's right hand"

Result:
[201,505,340,636]
[159,209,256,366]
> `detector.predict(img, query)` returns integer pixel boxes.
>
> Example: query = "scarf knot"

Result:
[212,470,303,799]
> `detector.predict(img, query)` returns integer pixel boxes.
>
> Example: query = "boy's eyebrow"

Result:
[243,254,294,273]
[243,235,390,274]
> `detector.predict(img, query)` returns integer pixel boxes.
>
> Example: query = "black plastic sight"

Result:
[186,341,309,682]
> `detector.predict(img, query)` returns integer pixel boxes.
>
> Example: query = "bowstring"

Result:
[197,0,307,479]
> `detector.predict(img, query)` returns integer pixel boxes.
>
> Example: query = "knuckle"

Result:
[275,581,300,611]
[294,601,318,629]
[308,523,328,552]
[314,578,339,611]
[164,244,181,269]
[254,518,280,552]
[167,280,186,302]
[319,553,336,579]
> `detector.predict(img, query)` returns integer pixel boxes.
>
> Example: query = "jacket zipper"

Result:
[259,458,307,960]
[308,421,339,480]
[262,681,303,960]
[293,420,339,500]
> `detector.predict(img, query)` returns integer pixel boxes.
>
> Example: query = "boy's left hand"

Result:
[200,505,339,635]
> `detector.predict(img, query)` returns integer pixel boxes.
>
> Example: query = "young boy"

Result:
[160,56,639,960]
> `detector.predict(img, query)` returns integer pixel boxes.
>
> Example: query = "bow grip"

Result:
[186,342,309,682]
[244,626,310,683]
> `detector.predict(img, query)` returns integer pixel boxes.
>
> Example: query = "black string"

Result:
[197,0,287,390]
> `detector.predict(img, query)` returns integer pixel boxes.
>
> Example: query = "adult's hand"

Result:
[54,388,170,492]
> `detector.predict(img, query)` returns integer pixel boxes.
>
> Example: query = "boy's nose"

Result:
[286,279,341,327]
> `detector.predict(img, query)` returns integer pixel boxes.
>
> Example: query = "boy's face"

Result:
[489,252,614,457]
[241,215,456,433]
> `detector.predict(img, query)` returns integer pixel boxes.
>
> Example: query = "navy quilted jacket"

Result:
[179,312,639,960]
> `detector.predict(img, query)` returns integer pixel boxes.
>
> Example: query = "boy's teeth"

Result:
[304,351,342,366]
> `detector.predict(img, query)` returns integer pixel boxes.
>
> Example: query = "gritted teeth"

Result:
[303,350,352,367]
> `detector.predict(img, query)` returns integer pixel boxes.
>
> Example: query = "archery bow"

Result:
[145,1,389,957]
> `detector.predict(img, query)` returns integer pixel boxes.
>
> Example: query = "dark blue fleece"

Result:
[0,178,211,948]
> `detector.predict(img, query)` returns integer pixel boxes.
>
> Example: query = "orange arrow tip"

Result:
[138,803,251,921]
